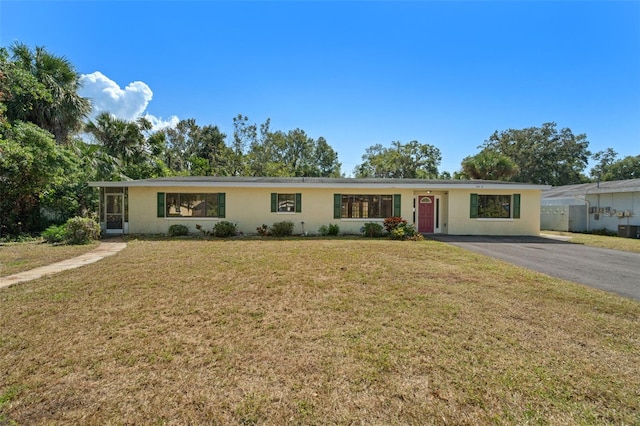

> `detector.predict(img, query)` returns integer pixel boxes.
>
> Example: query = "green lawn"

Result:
[1,238,639,424]
[0,240,99,276]
[542,230,640,253]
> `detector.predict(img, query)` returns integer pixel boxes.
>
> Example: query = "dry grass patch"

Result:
[1,239,639,424]
[543,230,640,253]
[0,240,99,276]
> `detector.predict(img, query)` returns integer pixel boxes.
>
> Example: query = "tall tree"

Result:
[161,118,232,176]
[246,123,341,177]
[354,140,441,178]
[0,121,74,236]
[480,122,590,186]
[4,43,91,144]
[460,150,519,180]
[85,112,168,179]
[230,114,257,176]
[591,150,640,181]
[590,148,618,180]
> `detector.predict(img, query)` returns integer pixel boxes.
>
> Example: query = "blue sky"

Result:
[2,1,639,176]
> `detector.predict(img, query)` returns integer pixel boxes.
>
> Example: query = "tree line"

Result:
[1,42,638,238]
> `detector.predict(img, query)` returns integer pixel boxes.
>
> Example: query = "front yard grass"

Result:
[542,230,640,253]
[1,238,639,424]
[0,240,99,276]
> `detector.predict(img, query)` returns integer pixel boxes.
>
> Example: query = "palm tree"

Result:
[461,151,519,181]
[85,112,147,162]
[84,112,170,180]
[8,42,91,144]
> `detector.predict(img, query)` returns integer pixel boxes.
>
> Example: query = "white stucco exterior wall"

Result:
[128,186,417,235]
[124,185,542,236]
[447,189,541,236]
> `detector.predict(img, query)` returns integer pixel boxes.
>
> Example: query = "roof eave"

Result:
[89,180,549,190]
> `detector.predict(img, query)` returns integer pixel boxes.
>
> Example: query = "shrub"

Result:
[588,228,618,237]
[361,222,384,238]
[212,221,237,238]
[41,224,67,244]
[64,217,101,245]
[270,221,294,237]
[383,217,407,233]
[401,223,418,238]
[168,224,189,237]
[256,224,270,237]
[389,222,422,241]
[318,223,340,236]
[195,224,209,236]
[389,227,406,240]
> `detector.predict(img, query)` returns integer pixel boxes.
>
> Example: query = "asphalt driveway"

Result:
[429,235,640,301]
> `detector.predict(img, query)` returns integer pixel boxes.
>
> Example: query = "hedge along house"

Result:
[89,177,549,236]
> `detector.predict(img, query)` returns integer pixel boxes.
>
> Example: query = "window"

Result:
[470,194,521,219]
[335,194,399,219]
[161,193,223,217]
[271,193,301,213]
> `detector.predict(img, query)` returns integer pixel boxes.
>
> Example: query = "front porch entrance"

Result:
[418,195,434,233]
[106,193,123,231]
[101,187,128,234]
[417,194,442,234]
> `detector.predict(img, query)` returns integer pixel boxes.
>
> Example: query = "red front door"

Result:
[418,196,434,233]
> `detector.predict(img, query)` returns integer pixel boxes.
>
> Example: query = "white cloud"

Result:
[79,71,179,131]
[144,113,180,132]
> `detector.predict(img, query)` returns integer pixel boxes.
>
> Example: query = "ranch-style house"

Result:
[89,177,550,236]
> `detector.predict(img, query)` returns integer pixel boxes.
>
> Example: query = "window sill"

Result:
[339,218,385,221]
[165,217,221,220]
[476,218,514,222]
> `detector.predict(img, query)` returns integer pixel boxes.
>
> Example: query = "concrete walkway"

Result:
[0,239,127,289]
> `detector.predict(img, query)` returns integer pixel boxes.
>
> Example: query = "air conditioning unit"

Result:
[618,225,640,239]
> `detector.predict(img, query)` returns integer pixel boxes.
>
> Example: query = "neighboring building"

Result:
[89,177,549,236]
[541,179,640,236]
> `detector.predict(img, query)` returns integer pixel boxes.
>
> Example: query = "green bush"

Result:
[401,223,418,238]
[318,223,340,236]
[361,222,384,238]
[41,224,67,244]
[270,221,294,237]
[64,217,101,245]
[389,227,406,240]
[212,221,238,238]
[256,224,270,237]
[389,222,422,241]
[383,216,407,233]
[168,224,189,237]
[587,228,618,237]
[327,223,340,236]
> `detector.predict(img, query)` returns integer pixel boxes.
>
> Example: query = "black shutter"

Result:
[470,193,478,218]
[334,194,341,219]
[157,192,165,218]
[513,194,521,219]
[393,194,401,217]
[218,193,226,218]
